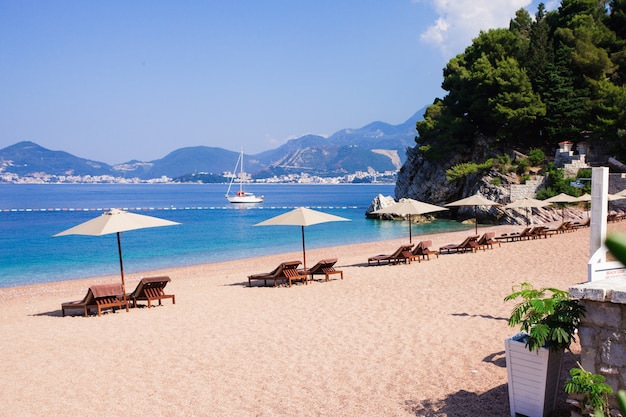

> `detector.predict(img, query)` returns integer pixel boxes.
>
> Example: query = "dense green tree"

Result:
[526,4,554,84]
[607,0,626,84]
[509,8,533,58]
[540,43,591,142]
[415,0,626,163]
[489,57,546,144]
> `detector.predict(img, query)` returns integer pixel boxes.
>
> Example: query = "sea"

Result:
[0,183,472,288]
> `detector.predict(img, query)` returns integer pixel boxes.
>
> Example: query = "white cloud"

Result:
[417,0,533,57]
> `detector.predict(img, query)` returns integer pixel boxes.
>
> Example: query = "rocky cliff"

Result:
[391,140,587,226]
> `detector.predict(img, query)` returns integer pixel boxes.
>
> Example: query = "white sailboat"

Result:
[225,150,264,203]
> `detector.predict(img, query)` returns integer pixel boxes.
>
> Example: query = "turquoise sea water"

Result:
[0,183,472,288]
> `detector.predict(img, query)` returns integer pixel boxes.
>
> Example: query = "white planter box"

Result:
[505,333,563,417]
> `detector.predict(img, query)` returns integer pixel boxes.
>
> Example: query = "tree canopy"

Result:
[416,0,626,162]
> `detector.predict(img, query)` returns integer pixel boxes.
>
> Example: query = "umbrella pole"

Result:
[474,206,478,234]
[117,232,127,301]
[409,215,412,243]
[301,226,306,270]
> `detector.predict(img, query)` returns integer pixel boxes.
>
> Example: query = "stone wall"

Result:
[569,278,626,407]
[510,177,545,201]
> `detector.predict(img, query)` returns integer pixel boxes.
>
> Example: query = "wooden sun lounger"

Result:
[283,268,309,287]
[439,235,479,254]
[61,283,129,317]
[412,240,438,260]
[528,226,548,239]
[495,228,531,242]
[127,276,175,308]
[248,261,302,287]
[368,244,414,265]
[570,218,590,229]
[476,232,501,250]
[302,258,343,282]
[544,221,573,235]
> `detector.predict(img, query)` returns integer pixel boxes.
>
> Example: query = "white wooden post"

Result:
[589,167,608,260]
[587,167,626,281]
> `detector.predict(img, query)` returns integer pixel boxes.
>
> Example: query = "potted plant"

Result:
[504,282,586,417]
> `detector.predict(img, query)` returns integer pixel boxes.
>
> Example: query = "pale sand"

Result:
[1,222,623,417]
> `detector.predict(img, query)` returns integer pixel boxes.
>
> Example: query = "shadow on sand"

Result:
[402,349,580,416]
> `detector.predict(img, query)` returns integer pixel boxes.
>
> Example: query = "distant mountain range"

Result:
[0,107,426,180]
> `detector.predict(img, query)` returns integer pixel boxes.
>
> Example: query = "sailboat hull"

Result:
[226,193,264,203]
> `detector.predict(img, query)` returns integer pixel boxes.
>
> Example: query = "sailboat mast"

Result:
[239,149,244,194]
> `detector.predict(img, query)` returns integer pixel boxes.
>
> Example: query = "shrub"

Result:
[498,154,511,166]
[516,157,530,175]
[445,159,494,182]
[564,363,613,415]
[536,163,581,198]
[491,177,502,186]
[528,148,546,166]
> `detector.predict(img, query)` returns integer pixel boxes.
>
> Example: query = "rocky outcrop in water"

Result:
[365,194,396,218]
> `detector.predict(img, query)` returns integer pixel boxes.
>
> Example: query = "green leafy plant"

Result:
[564,363,613,415]
[504,282,586,352]
[515,157,530,175]
[497,154,511,166]
[445,159,494,181]
[491,177,502,186]
[537,163,582,197]
[528,148,546,166]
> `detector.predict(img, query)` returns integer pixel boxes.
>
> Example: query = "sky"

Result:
[0,0,558,164]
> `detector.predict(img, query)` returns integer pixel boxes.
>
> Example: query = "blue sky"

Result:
[0,0,556,164]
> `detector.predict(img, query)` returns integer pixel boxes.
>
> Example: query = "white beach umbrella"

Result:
[544,193,580,204]
[372,198,448,243]
[254,207,350,269]
[575,193,592,217]
[445,194,502,234]
[544,193,580,220]
[608,193,626,201]
[504,197,550,225]
[53,209,181,299]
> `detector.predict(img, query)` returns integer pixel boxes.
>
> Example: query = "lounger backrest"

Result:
[416,240,432,253]
[309,258,338,273]
[140,277,171,293]
[278,261,301,276]
[78,288,96,305]
[128,276,171,298]
[394,244,414,257]
[90,283,124,298]
[460,236,474,246]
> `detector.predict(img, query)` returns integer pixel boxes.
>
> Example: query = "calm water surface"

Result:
[0,183,470,288]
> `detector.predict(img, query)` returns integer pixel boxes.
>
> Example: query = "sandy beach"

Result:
[1,221,622,417]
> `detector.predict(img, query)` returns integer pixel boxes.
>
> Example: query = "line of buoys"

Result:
[1,205,359,213]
